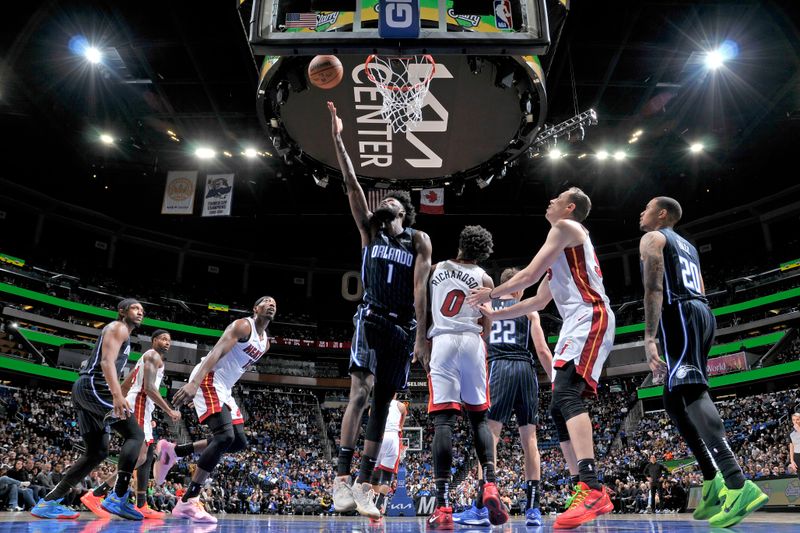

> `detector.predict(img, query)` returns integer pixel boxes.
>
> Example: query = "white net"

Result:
[365,54,436,134]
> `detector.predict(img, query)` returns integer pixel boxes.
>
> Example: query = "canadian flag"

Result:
[420,188,444,215]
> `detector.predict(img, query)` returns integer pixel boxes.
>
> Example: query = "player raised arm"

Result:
[412,230,433,372]
[640,230,668,377]
[172,318,252,406]
[328,101,371,246]
[468,220,578,306]
[479,277,553,320]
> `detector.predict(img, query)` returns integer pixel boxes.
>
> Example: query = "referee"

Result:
[789,413,800,479]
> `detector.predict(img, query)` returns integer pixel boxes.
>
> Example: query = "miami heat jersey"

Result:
[428,260,487,337]
[127,354,165,398]
[384,400,405,433]
[198,317,269,390]
[127,352,164,436]
[547,232,611,318]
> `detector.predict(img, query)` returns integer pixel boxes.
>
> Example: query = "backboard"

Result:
[249,0,550,56]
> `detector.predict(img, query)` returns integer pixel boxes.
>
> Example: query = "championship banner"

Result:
[707,351,749,377]
[0,253,25,267]
[208,303,229,312]
[161,171,197,215]
[202,174,234,217]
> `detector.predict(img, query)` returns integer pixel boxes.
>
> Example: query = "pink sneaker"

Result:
[171,497,217,523]
[153,440,178,485]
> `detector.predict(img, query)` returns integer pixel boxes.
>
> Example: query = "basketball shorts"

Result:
[127,390,155,444]
[192,371,244,425]
[661,299,715,392]
[427,331,489,413]
[350,305,415,390]
[72,375,116,436]
[553,302,615,396]
[487,359,539,426]
[376,431,401,474]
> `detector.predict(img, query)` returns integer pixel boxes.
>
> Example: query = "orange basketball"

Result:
[308,55,344,89]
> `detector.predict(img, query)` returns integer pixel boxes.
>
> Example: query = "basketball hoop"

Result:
[365,54,436,134]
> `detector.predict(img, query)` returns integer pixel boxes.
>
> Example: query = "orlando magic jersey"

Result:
[361,227,417,321]
[487,298,533,363]
[658,228,706,305]
[80,323,131,383]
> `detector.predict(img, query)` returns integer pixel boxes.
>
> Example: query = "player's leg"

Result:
[101,415,146,520]
[461,333,506,526]
[135,443,164,518]
[516,360,542,524]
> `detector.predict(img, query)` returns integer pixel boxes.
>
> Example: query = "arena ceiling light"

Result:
[85,46,102,64]
[99,133,114,145]
[596,150,609,161]
[613,150,627,161]
[705,40,740,71]
[243,148,258,159]
[195,147,215,159]
[548,148,563,160]
[690,142,705,153]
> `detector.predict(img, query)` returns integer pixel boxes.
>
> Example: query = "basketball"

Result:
[308,55,344,89]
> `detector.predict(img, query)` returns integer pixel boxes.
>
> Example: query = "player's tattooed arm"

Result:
[142,351,181,421]
[640,231,668,376]
[327,101,371,245]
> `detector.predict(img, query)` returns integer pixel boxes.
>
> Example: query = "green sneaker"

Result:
[708,480,769,528]
[693,472,725,520]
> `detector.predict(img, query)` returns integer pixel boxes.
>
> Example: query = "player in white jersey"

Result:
[81,329,181,519]
[469,188,615,529]
[369,396,407,522]
[424,226,509,530]
[155,296,276,523]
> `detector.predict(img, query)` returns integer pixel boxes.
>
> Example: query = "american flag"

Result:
[285,12,318,29]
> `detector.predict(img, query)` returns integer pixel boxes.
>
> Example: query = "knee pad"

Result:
[549,402,571,443]
[552,382,588,422]
[214,428,235,450]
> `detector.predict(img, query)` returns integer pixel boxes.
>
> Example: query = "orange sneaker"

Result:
[426,506,454,530]
[481,482,509,525]
[554,481,614,529]
[136,503,165,519]
[80,491,112,518]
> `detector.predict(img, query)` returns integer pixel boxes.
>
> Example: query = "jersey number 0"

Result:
[440,289,466,317]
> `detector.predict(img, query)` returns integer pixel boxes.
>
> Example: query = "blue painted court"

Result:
[2,514,798,533]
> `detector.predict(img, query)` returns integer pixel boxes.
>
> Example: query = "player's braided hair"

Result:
[459,225,494,262]
[384,191,416,227]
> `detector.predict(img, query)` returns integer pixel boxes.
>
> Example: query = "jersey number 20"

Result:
[679,256,702,293]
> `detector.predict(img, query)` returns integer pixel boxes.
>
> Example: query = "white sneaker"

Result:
[351,481,380,519]
[333,476,356,513]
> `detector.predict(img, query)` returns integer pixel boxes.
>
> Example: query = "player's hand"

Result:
[168,409,182,422]
[414,339,432,373]
[327,101,343,137]
[467,286,492,307]
[112,394,131,419]
[173,382,199,407]
[478,302,495,318]
[644,338,667,379]
[790,462,797,473]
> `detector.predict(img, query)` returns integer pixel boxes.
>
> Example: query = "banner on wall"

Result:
[202,174,234,217]
[161,171,197,215]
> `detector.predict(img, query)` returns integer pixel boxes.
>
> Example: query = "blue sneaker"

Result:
[30,498,80,519]
[452,504,491,526]
[525,507,542,526]
[101,490,143,520]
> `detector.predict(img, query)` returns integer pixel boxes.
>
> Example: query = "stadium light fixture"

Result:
[85,46,102,64]
[99,133,114,145]
[613,150,627,161]
[548,148,563,160]
[243,148,258,159]
[195,147,215,159]
[690,143,704,153]
[596,150,609,161]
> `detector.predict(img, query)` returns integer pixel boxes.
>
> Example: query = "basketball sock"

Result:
[92,482,111,498]
[571,474,580,486]
[577,459,602,491]
[136,491,146,508]
[482,462,497,483]
[356,455,377,484]
[183,481,203,502]
[336,447,355,477]
[175,443,195,457]
[375,493,386,512]
[525,480,540,509]
[114,471,132,498]
[476,479,486,509]
[435,478,450,508]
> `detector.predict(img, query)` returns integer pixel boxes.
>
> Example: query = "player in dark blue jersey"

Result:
[640,197,767,528]
[454,267,554,527]
[327,102,432,518]
[32,298,147,520]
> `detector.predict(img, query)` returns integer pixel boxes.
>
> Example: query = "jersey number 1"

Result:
[440,289,466,317]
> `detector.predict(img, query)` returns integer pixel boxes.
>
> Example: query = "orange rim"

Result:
[364,54,436,93]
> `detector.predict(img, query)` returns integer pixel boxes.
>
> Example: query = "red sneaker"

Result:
[554,482,614,529]
[426,506,454,530]
[481,482,509,525]
[80,491,111,518]
[136,503,165,519]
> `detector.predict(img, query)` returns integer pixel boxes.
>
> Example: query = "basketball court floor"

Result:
[1,513,797,533]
